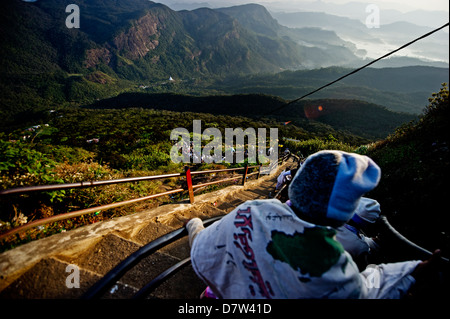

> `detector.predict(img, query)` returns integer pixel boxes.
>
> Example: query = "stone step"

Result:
[245,187,271,198]
[215,197,244,213]
[234,191,257,201]
[0,256,136,299]
[148,263,205,299]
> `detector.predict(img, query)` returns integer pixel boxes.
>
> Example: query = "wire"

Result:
[266,22,450,116]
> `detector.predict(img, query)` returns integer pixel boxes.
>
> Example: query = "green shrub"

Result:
[283,137,355,158]
[365,84,449,253]
[0,140,62,186]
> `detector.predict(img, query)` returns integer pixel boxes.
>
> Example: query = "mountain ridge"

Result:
[212,65,449,114]
[0,0,348,123]
[86,91,417,141]
[271,10,449,66]
[1,0,310,78]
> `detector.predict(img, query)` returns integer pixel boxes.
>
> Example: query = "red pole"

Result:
[242,164,249,186]
[185,166,195,204]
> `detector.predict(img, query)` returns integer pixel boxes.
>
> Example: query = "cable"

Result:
[266,22,450,116]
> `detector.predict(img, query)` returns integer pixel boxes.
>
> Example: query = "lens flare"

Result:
[304,105,325,119]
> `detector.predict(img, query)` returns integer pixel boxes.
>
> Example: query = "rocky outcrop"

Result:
[84,47,112,69]
[113,13,161,61]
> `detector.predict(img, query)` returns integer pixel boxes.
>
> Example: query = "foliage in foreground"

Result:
[0,106,359,251]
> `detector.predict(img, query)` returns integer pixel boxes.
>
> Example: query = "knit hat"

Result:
[353,197,381,224]
[288,150,381,227]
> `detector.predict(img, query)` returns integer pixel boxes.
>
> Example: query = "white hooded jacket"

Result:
[188,199,420,299]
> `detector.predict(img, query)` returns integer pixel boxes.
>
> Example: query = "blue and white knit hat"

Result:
[288,150,381,227]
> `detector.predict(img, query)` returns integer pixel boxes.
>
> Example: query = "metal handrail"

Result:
[379,216,449,264]
[190,167,245,175]
[192,176,241,189]
[0,188,185,240]
[132,257,192,299]
[80,224,187,299]
[0,173,183,196]
[0,165,265,197]
[0,162,276,240]
[81,215,224,299]
[132,216,225,299]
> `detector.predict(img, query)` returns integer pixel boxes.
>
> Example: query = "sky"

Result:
[164,0,449,13]
[282,0,450,12]
[162,0,449,28]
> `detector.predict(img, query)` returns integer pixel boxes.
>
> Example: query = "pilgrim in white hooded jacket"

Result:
[186,150,421,299]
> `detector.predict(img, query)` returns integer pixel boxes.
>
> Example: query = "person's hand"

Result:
[411,249,442,281]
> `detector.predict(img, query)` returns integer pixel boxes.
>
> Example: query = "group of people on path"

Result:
[184,150,442,299]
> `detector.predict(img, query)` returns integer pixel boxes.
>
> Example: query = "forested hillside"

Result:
[87,92,416,141]
[213,66,449,114]
[0,0,308,123]
[1,103,359,250]
[0,0,446,129]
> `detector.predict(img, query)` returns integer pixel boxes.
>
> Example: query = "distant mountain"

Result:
[352,57,449,69]
[1,0,362,80]
[264,1,449,28]
[0,0,446,128]
[271,11,449,66]
[216,4,360,68]
[0,0,304,78]
[165,1,449,66]
[271,11,377,43]
[164,1,214,11]
[212,66,449,114]
[0,0,365,123]
[216,4,281,37]
[164,0,449,29]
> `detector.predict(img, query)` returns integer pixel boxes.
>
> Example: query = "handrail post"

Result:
[185,166,195,204]
[242,164,249,186]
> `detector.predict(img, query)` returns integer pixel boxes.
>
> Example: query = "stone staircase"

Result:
[0,162,290,299]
